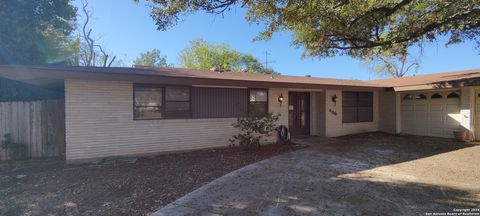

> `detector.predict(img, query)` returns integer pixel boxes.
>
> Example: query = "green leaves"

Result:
[133,49,171,67]
[179,39,275,73]
[0,0,76,64]
[230,112,281,150]
[180,39,242,70]
[142,0,480,59]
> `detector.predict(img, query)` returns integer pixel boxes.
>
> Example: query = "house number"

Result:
[329,109,338,116]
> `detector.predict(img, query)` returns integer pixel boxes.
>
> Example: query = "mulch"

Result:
[0,143,300,216]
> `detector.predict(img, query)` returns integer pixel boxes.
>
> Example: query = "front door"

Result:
[288,92,310,136]
[475,90,480,140]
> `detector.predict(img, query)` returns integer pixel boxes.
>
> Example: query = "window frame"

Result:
[164,86,192,119]
[134,85,270,119]
[133,84,192,120]
[342,91,374,123]
[247,88,269,114]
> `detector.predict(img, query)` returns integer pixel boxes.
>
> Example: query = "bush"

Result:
[1,134,27,160]
[229,112,280,150]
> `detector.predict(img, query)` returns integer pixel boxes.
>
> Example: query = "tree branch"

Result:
[349,0,413,28]
[331,8,480,50]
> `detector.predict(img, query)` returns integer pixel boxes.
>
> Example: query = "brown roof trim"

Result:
[3,65,478,90]
[0,65,386,90]
[367,69,480,87]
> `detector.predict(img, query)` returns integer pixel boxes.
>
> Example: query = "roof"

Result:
[1,65,479,90]
[367,69,480,87]
[0,65,385,89]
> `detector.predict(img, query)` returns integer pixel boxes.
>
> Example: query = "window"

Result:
[447,92,460,98]
[415,94,427,100]
[431,93,443,99]
[165,87,191,118]
[249,89,268,114]
[342,91,373,123]
[134,86,163,119]
[134,85,190,119]
[403,94,413,100]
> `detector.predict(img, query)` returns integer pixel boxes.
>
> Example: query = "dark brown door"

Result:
[288,92,310,136]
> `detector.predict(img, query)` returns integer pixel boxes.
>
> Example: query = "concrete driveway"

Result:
[154,133,480,216]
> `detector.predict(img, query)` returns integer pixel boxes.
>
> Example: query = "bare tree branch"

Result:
[78,0,116,67]
[107,56,116,67]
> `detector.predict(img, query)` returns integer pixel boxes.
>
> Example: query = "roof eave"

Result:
[0,66,385,91]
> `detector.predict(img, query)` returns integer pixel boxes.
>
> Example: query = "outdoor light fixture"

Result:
[331,94,337,106]
[278,94,284,106]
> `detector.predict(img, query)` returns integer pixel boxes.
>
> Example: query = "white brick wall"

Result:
[65,79,383,161]
[65,80,288,161]
[268,88,289,126]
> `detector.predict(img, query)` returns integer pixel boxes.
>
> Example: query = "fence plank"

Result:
[0,103,6,160]
[0,100,64,161]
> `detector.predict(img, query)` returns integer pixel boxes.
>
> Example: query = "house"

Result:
[0,65,479,163]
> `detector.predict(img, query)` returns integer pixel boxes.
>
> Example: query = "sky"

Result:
[72,0,480,80]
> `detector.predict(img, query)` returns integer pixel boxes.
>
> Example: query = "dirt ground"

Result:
[155,132,480,216]
[0,144,299,216]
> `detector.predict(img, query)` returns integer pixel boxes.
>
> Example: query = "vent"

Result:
[210,67,231,73]
[133,65,150,68]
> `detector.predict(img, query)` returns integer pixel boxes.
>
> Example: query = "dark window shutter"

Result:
[192,87,248,118]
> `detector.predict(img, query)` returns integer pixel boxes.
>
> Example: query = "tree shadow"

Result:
[306,132,476,169]
[155,132,480,215]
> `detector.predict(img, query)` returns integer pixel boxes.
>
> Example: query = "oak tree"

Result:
[138,0,480,58]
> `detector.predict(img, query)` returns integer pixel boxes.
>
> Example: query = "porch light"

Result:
[278,94,284,105]
[331,94,337,106]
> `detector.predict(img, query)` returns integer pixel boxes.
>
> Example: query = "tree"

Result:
[179,39,275,73]
[133,49,171,67]
[362,45,421,77]
[240,54,275,74]
[180,39,242,71]
[76,0,116,67]
[138,0,480,59]
[0,0,76,64]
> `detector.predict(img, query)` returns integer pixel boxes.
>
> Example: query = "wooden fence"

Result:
[0,100,65,161]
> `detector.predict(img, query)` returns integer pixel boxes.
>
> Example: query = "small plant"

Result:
[1,134,27,160]
[229,112,280,150]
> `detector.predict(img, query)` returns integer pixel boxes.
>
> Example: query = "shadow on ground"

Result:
[0,144,297,216]
[155,132,480,216]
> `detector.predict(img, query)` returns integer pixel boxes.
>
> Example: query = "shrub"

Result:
[1,134,27,160]
[229,112,280,150]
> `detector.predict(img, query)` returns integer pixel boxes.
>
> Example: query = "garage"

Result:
[401,91,461,138]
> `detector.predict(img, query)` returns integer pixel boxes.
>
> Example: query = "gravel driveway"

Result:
[154,133,480,216]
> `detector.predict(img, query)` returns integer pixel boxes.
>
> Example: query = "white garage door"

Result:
[401,91,461,138]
